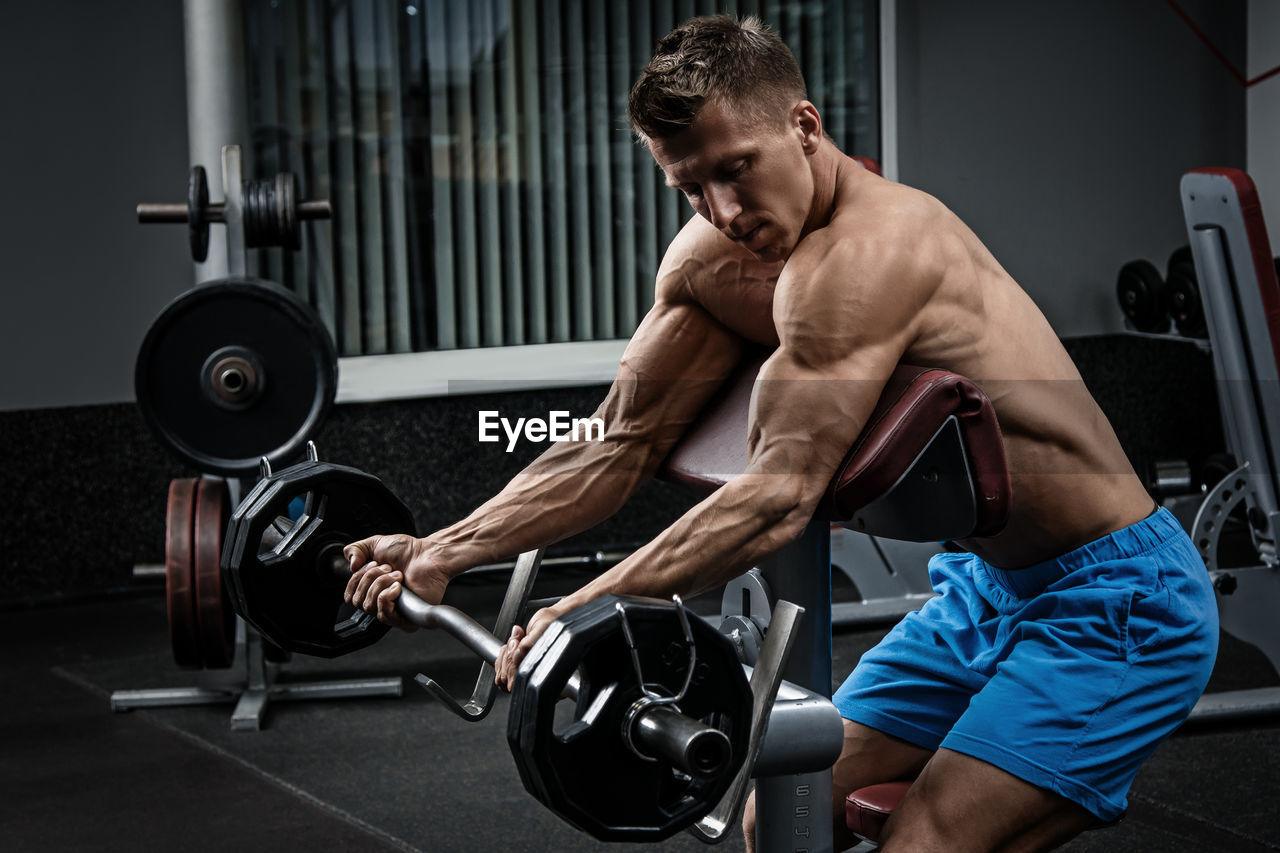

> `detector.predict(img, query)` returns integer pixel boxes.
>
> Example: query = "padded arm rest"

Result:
[845,781,911,842]
[658,354,1011,541]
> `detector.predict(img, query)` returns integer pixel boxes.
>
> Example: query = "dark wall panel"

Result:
[896,0,1247,337]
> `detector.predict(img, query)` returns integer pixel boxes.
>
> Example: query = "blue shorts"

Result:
[832,507,1219,820]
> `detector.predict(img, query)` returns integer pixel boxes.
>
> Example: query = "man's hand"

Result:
[494,603,567,692]
[343,534,453,631]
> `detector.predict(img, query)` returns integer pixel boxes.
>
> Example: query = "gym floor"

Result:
[5,564,1280,853]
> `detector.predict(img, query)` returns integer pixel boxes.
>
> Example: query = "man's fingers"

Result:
[343,538,377,570]
[495,625,525,692]
[365,571,400,614]
[344,533,414,571]
[376,578,407,626]
[348,565,380,608]
[348,564,398,609]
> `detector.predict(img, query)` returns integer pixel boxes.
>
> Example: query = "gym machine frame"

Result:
[1180,168,1280,721]
[111,147,403,730]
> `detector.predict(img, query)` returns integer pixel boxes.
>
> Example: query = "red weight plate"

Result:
[165,478,201,667]
[194,478,236,668]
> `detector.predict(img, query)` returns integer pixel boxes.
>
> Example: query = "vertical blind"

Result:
[244,0,879,357]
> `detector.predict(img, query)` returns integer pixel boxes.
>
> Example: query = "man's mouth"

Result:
[734,223,764,247]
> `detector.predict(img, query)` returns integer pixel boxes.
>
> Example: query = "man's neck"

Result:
[799,142,852,241]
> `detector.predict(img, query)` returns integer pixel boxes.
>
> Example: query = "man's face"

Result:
[648,98,816,263]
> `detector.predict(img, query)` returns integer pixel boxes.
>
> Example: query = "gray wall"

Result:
[0,0,191,412]
[1248,0,1280,228]
[895,0,1247,338]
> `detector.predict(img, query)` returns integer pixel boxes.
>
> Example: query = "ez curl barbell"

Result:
[221,457,755,841]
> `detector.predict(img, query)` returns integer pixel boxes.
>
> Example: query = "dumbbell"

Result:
[137,166,331,262]
[221,458,753,841]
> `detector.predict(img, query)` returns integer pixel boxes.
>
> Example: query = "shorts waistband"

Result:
[984,506,1178,599]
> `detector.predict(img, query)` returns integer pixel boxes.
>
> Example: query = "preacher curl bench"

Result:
[660,352,1011,850]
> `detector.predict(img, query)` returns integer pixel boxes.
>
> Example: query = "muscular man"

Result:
[344,16,1218,851]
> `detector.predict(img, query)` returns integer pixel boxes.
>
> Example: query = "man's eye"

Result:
[683,185,703,199]
[725,162,747,179]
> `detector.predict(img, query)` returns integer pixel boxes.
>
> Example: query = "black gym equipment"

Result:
[1116,258,1170,333]
[116,146,408,728]
[192,478,236,668]
[1179,168,1280,720]
[508,596,751,840]
[164,476,236,670]
[137,165,331,261]
[221,457,756,841]
[134,277,338,477]
[223,460,412,658]
[1166,245,1209,338]
[164,478,201,668]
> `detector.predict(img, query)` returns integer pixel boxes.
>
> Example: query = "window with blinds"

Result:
[244,0,879,357]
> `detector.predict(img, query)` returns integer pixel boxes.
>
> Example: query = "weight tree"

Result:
[113,146,407,729]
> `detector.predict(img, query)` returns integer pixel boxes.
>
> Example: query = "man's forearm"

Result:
[425,436,663,574]
[558,472,821,608]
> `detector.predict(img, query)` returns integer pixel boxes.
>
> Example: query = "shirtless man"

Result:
[344,16,1218,851]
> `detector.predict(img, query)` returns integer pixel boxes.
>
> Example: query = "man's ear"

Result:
[794,101,822,154]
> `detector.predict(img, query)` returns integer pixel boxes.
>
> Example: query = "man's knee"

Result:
[832,719,933,798]
[747,721,933,851]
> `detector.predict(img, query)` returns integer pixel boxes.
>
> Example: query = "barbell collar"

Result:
[629,700,733,781]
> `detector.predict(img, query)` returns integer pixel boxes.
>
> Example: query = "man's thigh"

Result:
[881,748,1101,853]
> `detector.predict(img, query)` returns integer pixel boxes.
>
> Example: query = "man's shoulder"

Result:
[791,182,946,296]
[828,174,946,252]
[657,216,779,302]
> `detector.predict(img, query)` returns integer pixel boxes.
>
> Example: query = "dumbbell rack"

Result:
[112,147,402,730]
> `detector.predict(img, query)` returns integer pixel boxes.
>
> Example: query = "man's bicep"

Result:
[596,296,745,448]
[746,347,897,483]
[748,236,922,477]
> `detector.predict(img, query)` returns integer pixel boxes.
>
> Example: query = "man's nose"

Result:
[703,184,742,232]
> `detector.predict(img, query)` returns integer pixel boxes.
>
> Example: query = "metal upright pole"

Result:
[754,519,835,853]
[184,0,250,283]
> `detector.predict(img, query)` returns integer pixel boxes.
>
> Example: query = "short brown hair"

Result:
[629,15,807,142]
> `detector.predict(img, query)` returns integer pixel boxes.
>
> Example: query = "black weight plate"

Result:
[165,478,202,668]
[194,478,236,669]
[188,165,210,262]
[221,473,280,621]
[1115,259,1168,333]
[222,458,332,623]
[1167,272,1203,338]
[1166,245,1193,276]
[135,278,337,476]
[225,460,416,658]
[508,595,751,841]
[1167,261,1207,338]
[1165,245,1205,337]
